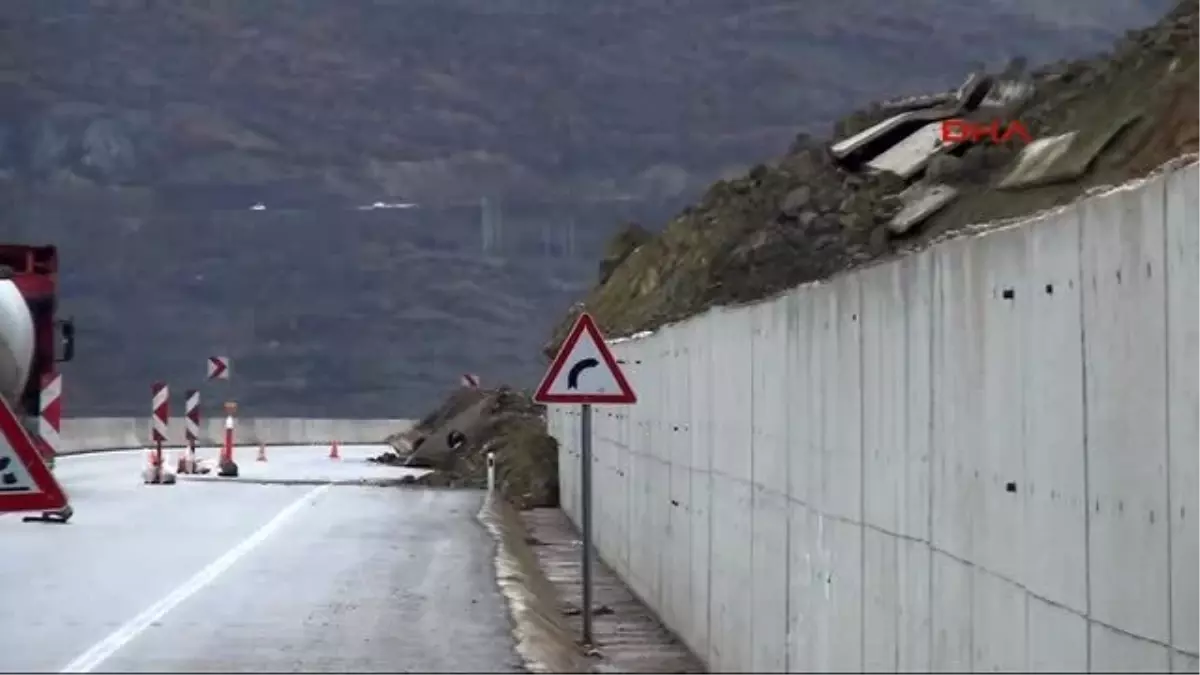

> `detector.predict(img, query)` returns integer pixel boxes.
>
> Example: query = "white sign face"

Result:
[0,441,39,495]
[534,313,635,405]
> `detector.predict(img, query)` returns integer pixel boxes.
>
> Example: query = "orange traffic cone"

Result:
[256,444,268,462]
[329,441,340,460]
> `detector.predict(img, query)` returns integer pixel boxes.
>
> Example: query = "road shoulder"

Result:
[486,502,706,673]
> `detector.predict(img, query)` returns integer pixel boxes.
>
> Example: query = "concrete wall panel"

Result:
[930,552,973,672]
[1080,173,1170,644]
[1027,595,1088,672]
[976,225,1028,583]
[750,488,789,672]
[825,515,863,672]
[970,570,1027,672]
[709,478,753,672]
[903,251,935,544]
[1090,622,1172,673]
[687,318,714,659]
[862,526,900,672]
[861,262,906,536]
[823,276,862,524]
[750,300,790,673]
[1021,205,1089,613]
[786,504,825,673]
[897,537,932,671]
[666,325,693,632]
[712,307,753,483]
[931,236,983,566]
[1166,162,1200,656]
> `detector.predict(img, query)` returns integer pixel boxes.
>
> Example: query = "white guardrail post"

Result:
[486,451,495,492]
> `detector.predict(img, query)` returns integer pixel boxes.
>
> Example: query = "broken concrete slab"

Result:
[888,183,960,235]
[999,109,1141,189]
[866,121,952,180]
[997,131,1079,189]
[830,106,961,168]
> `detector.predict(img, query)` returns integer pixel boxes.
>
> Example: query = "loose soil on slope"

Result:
[544,0,1199,354]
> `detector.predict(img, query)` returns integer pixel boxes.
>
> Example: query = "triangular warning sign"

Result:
[534,312,636,404]
[0,395,67,513]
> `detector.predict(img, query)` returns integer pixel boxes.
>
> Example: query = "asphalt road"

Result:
[0,448,524,673]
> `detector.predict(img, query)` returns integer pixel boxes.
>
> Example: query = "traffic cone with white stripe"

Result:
[329,440,340,460]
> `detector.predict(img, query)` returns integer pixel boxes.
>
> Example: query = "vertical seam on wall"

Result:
[1021,230,1032,673]
[898,265,910,672]
[706,323,715,666]
[748,318,756,667]
[927,253,937,670]
[967,247,977,672]
[858,278,867,668]
[784,298,793,673]
[1160,176,1175,653]
[1076,200,1094,672]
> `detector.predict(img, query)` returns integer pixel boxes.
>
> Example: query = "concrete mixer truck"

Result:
[0,244,75,469]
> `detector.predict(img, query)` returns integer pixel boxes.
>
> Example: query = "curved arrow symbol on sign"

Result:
[566,358,599,390]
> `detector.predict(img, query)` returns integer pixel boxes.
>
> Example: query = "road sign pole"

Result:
[580,402,594,646]
[531,311,638,647]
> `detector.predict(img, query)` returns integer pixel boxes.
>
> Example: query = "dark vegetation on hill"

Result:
[0,1,1180,420]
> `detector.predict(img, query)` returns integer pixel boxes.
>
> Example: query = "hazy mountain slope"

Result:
[0,1,1175,206]
[547,0,1198,356]
[0,1,1179,417]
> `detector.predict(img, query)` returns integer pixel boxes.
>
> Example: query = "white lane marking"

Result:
[59,484,332,673]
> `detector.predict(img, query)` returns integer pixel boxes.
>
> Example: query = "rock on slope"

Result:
[545,0,1199,354]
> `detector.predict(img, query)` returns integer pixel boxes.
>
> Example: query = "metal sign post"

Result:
[579,402,594,643]
[532,312,637,647]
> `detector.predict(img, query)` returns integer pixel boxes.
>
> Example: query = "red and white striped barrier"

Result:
[38,373,62,467]
[461,373,480,388]
[182,389,200,473]
[220,413,235,465]
[151,382,168,474]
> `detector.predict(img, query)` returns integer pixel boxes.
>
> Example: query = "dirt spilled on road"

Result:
[379,385,561,511]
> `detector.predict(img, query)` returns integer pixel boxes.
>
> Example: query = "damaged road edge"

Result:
[477,494,592,674]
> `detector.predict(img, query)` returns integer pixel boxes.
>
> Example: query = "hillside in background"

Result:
[550,0,1197,354]
[0,0,1180,417]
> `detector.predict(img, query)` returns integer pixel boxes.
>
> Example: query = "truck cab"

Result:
[0,244,74,421]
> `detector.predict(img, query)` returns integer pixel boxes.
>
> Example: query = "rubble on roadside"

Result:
[382,386,560,510]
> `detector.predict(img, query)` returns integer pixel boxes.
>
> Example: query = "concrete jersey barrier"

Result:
[56,417,414,454]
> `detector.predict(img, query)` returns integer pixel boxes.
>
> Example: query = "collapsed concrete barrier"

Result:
[548,161,1200,672]
[56,417,414,454]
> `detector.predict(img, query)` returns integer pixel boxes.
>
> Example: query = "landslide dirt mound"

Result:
[384,386,560,510]
[545,0,1199,356]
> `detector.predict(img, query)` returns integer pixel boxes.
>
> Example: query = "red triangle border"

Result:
[534,312,637,404]
[0,396,68,513]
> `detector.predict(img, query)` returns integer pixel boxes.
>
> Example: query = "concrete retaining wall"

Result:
[56,417,412,454]
[548,161,1199,672]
